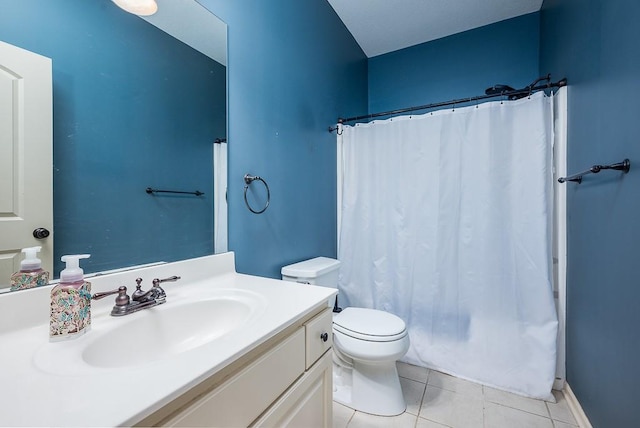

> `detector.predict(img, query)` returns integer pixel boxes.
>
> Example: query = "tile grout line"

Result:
[345,407,356,428]
[482,383,560,422]
[545,400,554,421]
[418,376,428,421]
[482,385,486,428]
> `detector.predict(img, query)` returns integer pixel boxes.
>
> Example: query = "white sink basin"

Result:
[33,288,267,374]
[83,297,258,368]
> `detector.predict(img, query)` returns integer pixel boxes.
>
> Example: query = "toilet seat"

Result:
[333,307,407,342]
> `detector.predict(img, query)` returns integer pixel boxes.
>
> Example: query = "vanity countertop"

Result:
[0,252,335,427]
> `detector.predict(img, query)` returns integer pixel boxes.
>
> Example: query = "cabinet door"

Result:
[252,350,333,428]
[165,328,305,427]
[305,308,333,369]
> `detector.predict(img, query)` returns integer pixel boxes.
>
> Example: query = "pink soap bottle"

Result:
[10,246,50,291]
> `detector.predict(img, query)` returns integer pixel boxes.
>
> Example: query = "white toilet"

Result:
[282,257,410,416]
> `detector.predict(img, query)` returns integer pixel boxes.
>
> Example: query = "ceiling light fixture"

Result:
[111,0,158,16]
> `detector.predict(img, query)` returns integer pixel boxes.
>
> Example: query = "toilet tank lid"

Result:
[281,257,340,278]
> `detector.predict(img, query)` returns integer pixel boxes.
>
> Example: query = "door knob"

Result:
[320,332,329,342]
[33,228,50,239]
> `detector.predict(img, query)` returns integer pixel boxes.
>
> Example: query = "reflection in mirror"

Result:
[0,0,227,291]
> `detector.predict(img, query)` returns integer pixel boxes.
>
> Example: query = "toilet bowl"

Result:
[281,257,410,416]
[332,307,410,415]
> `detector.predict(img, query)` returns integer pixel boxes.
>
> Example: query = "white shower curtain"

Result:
[214,141,228,253]
[337,92,558,400]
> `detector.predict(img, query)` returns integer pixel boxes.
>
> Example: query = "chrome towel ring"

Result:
[244,174,270,214]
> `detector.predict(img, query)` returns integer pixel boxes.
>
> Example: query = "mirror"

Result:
[0,0,227,290]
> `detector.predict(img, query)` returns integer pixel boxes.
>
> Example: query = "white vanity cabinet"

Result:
[0,253,338,427]
[138,306,333,428]
[252,308,333,427]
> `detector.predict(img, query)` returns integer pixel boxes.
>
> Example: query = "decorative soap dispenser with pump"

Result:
[49,254,92,341]
[10,246,50,291]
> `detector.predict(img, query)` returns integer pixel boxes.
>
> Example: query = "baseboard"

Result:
[563,383,593,428]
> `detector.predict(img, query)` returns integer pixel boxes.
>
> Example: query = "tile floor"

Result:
[333,362,579,428]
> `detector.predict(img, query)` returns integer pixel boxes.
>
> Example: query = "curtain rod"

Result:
[329,75,567,132]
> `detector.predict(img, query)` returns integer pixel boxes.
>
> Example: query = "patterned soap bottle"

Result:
[10,246,50,291]
[49,254,92,341]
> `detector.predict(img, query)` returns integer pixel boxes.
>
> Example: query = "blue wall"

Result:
[368,13,540,115]
[0,0,226,275]
[199,0,368,278]
[540,0,640,426]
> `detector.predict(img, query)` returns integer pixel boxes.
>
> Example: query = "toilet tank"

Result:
[281,257,341,288]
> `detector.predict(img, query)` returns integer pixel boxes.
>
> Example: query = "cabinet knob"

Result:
[320,332,329,342]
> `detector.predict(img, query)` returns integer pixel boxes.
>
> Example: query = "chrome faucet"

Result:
[92,275,181,316]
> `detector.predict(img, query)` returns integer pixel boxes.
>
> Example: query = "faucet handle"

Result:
[149,276,179,304]
[131,277,147,301]
[92,286,130,307]
[152,275,181,286]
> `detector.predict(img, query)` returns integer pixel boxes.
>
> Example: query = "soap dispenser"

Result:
[10,246,50,291]
[49,254,92,341]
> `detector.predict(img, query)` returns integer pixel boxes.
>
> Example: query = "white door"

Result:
[0,41,53,289]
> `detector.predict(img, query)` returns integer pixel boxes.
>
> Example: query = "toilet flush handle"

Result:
[320,332,329,342]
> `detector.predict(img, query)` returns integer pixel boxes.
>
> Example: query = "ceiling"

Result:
[134,0,543,65]
[326,0,544,58]
[140,0,227,65]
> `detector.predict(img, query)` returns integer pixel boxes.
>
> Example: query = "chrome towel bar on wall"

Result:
[558,159,630,184]
[146,187,204,196]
